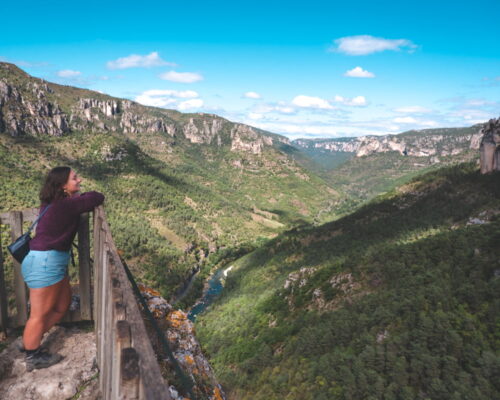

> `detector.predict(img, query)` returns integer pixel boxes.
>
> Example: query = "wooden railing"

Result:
[0,206,171,399]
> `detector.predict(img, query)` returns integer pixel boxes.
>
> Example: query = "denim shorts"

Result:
[21,250,70,289]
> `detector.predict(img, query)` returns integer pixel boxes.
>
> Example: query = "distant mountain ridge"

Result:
[293,125,483,160]
[0,62,288,154]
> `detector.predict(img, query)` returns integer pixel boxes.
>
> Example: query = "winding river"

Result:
[187,265,233,321]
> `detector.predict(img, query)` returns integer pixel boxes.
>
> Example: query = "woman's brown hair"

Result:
[39,166,71,204]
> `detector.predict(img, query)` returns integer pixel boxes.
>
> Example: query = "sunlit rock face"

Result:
[0,77,69,137]
[138,284,226,400]
[479,118,500,174]
[294,126,485,159]
[0,62,277,155]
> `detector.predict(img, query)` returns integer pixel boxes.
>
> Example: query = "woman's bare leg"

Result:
[23,277,71,350]
[42,277,71,332]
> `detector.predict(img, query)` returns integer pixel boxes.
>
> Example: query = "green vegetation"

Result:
[196,163,500,400]
[0,63,339,303]
[2,63,497,399]
[328,151,479,213]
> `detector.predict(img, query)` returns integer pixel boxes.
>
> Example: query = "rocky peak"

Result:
[479,117,500,173]
[294,126,485,159]
[0,62,279,155]
[183,117,224,145]
[0,77,69,137]
[230,124,272,154]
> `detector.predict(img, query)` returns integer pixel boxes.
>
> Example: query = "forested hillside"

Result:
[0,62,339,300]
[288,126,481,212]
[196,162,500,400]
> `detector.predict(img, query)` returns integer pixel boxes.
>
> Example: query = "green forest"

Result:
[196,163,500,400]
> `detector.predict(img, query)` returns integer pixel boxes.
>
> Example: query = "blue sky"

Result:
[1,0,499,139]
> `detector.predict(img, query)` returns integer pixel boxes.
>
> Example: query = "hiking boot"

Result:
[17,341,47,353]
[25,348,63,372]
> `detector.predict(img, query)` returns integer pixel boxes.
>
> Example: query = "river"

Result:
[187,265,233,321]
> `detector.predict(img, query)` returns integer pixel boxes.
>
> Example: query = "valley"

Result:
[1,62,498,400]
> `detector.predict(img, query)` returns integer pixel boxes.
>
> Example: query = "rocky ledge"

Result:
[0,325,98,400]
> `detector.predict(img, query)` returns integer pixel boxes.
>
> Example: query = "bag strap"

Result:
[26,205,51,234]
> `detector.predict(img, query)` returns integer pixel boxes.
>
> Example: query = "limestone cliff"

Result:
[294,125,484,160]
[479,117,500,173]
[0,62,276,155]
[139,284,225,400]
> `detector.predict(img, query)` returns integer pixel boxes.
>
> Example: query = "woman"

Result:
[21,166,104,371]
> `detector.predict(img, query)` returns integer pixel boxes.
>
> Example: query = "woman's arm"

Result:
[68,191,105,214]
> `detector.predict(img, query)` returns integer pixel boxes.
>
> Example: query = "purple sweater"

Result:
[30,191,105,252]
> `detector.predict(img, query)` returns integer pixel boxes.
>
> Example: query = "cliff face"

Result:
[0,79,70,137]
[138,284,225,400]
[0,62,278,155]
[294,127,484,160]
[479,117,500,173]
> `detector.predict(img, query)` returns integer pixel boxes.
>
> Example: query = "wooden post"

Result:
[120,347,140,399]
[99,242,110,397]
[0,223,8,334]
[105,249,114,400]
[10,211,28,326]
[113,320,131,398]
[78,213,92,320]
[93,210,103,367]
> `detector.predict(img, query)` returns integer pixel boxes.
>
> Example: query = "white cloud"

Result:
[394,116,417,124]
[334,95,368,106]
[275,105,295,114]
[244,91,261,99]
[349,96,368,106]
[332,35,417,55]
[248,113,264,120]
[344,66,375,78]
[393,116,438,126]
[57,69,81,78]
[178,99,204,110]
[250,121,340,138]
[394,106,432,113]
[107,52,176,69]
[135,89,199,108]
[253,102,297,115]
[159,70,203,83]
[292,95,334,109]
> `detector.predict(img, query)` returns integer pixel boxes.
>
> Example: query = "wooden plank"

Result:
[99,242,109,397]
[120,347,140,400]
[21,208,39,224]
[113,320,131,399]
[0,224,8,334]
[94,206,170,399]
[107,250,170,399]
[10,211,28,326]
[78,213,92,320]
[93,210,103,367]
[105,250,114,400]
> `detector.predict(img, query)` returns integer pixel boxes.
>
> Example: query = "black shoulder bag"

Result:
[7,205,51,263]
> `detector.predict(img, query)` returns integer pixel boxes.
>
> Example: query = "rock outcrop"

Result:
[139,284,225,400]
[294,126,484,159]
[479,117,500,173]
[0,78,69,137]
[0,62,275,155]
